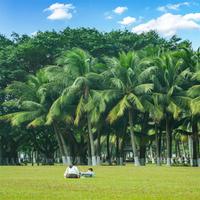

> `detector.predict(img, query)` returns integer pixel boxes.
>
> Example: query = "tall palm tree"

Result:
[57,48,104,166]
[104,51,154,166]
[171,47,200,166]
[187,51,200,166]
[152,52,191,166]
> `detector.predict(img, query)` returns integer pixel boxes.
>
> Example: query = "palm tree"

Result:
[57,48,104,166]
[104,51,154,166]
[152,52,191,166]
[0,67,72,164]
[174,47,200,166]
[187,52,200,166]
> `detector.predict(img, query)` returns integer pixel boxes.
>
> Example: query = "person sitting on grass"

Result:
[80,168,95,178]
[64,164,80,178]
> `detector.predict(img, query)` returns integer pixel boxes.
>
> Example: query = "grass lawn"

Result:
[0,165,200,200]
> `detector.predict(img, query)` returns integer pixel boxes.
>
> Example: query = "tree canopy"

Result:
[0,28,199,167]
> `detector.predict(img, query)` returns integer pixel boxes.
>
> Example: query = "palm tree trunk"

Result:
[87,137,92,165]
[87,114,97,166]
[119,138,124,165]
[177,141,181,162]
[192,119,199,167]
[59,132,72,165]
[119,133,125,165]
[96,129,101,165]
[188,135,193,166]
[53,123,71,165]
[119,123,127,165]
[116,133,120,165]
[53,123,66,163]
[140,113,148,166]
[79,135,86,164]
[181,142,187,164]
[150,145,155,164]
[128,110,140,166]
[166,116,172,166]
[84,84,96,166]
[106,132,111,165]
[31,149,34,166]
[156,125,162,166]
[0,137,2,165]
[140,145,146,165]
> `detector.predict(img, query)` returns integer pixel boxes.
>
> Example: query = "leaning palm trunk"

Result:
[59,132,72,165]
[166,116,172,166]
[128,110,140,166]
[53,123,65,163]
[87,114,97,166]
[53,123,71,165]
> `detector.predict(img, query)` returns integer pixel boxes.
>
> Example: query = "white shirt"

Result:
[64,166,79,177]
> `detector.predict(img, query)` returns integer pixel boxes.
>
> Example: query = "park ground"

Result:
[0,165,200,200]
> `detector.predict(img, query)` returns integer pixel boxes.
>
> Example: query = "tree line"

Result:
[0,28,199,166]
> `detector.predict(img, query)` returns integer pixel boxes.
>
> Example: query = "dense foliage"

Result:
[0,28,199,166]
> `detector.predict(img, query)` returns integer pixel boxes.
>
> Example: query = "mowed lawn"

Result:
[0,165,200,200]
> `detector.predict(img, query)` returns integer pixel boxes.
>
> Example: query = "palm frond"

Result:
[188,85,200,98]
[1,111,42,127]
[20,101,43,111]
[27,115,46,128]
[134,83,154,94]
[137,66,157,82]
[2,100,20,108]
[107,95,130,124]
[190,96,200,115]
[167,101,181,119]
[46,98,62,125]
[110,77,125,90]
[127,93,144,112]
[74,96,85,126]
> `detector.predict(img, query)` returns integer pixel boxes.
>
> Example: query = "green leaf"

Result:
[127,93,144,112]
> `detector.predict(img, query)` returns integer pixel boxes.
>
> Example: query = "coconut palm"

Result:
[187,52,200,166]
[174,47,200,166]
[0,67,73,164]
[55,48,104,166]
[152,51,191,166]
[104,51,154,166]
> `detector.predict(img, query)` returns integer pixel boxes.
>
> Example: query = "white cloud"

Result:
[132,13,200,37]
[113,6,128,15]
[44,3,75,20]
[118,16,136,25]
[157,2,190,12]
[105,15,113,20]
[184,13,200,21]
[104,12,113,20]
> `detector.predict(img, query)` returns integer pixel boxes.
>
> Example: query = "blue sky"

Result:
[0,0,200,49]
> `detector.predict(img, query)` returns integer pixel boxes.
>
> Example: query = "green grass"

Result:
[0,165,200,200]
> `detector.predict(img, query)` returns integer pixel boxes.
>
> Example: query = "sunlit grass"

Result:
[0,165,200,200]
